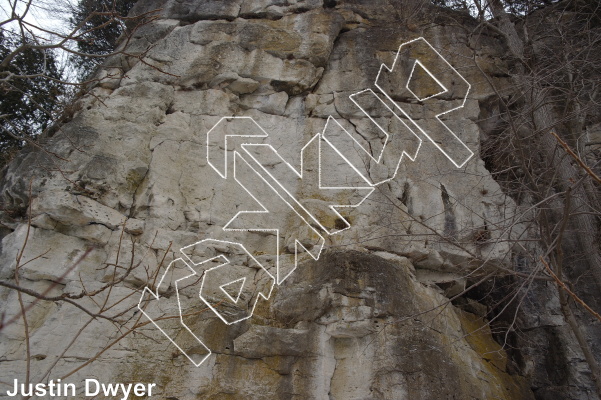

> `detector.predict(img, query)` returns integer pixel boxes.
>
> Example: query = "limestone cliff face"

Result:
[0,1,581,399]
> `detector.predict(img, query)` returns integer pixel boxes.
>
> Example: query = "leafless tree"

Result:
[373,0,601,396]
[0,0,162,166]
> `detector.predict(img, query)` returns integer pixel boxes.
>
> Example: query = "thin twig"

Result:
[550,131,601,184]
[541,257,601,322]
[0,247,94,330]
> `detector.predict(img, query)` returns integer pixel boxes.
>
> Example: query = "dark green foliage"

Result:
[0,32,64,166]
[70,0,137,78]
[431,0,561,16]
[502,0,559,15]
[0,0,138,167]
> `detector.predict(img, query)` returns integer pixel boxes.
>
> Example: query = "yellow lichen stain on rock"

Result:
[457,309,534,400]
[123,354,174,399]
[252,286,278,322]
[125,169,145,193]
[459,310,507,371]
[203,353,282,399]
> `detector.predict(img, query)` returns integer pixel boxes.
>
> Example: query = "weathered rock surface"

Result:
[123,251,533,399]
[0,0,596,399]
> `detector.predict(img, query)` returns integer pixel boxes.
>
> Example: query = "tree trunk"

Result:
[489,0,601,292]
[487,2,601,397]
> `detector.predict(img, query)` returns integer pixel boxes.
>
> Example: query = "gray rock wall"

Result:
[0,1,592,399]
